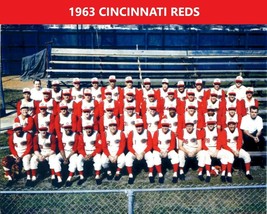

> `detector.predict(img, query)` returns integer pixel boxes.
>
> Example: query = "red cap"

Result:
[135,118,144,127]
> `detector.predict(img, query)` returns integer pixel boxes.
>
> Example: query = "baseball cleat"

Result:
[65,181,72,187]
[158,177,164,184]
[205,176,211,183]
[128,177,134,185]
[246,174,253,180]
[114,174,122,181]
[149,176,155,183]
[179,174,185,180]
[198,175,205,181]
[226,176,232,183]
[95,179,102,185]
[221,176,226,182]
[77,178,85,186]
[172,177,178,183]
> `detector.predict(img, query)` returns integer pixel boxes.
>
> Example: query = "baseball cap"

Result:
[126,91,134,96]
[210,89,218,97]
[62,89,71,95]
[39,102,47,109]
[42,88,51,94]
[213,78,221,84]
[228,105,236,111]
[227,118,237,125]
[59,102,68,109]
[13,123,22,131]
[143,78,151,84]
[167,88,175,95]
[82,108,91,113]
[246,87,254,93]
[161,119,170,127]
[187,105,196,109]
[20,104,29,110]
[177,81,185,86]
[228,90,236,96]
[185,119,194,126]
[109,75,116,82]
[147,91,155,97]
[63,122,72,129]
[52,80,60,86]
[206,118,216,125]
[195,79,203,85]
[235,76,243,83]
[135,118,144,127]
[23,88,31,94]
[162,78,169,84]
[187,89,195,95]
[125,103,135,110]
[83,121,94,129]
[84,88,92,95]
[149,106,157,111]
[73,78,81,84]
[108,119,117,126]
[91,77,99,83]
[105,89,112,95]
[207,105,215,110]
[39,124,48,131]
[125,76,133,83]
[106,105,114,111]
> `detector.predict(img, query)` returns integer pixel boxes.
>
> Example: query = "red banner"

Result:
[0,0,266,24]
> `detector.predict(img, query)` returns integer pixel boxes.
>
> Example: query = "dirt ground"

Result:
[2,75,34,90]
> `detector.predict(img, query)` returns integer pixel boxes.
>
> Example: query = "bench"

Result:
[46,48,267,88]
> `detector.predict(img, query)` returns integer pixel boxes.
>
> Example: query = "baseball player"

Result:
[153,119,179,183]
[125,118,154,184]
[121,76,141,102]
[220,105,241,129]
[174,80,187,101]
[90,77,105,103]
[162,105,180,134]
[70,78,84,103]
[14,105,34,133]
[141,90,163,117]
[180,89,204,115]
[222,90,246,117]
[119,91,141,117]
[179,105,204,130]
[3,123,32,186]
[243,87,259,115]
[33,102,55,134]
[74,88,99,118]
[30,79,43,101]
[155,78,170,100]
[143,106,160,136]
[177,119,211,181]
[202,89,223,116]
[30,124,58,187]
[221,118,253,182]
[200,118,234,183]
[54,103,77,136]
[162,88,180,117]
[141,78,155,101]
[51,80,63,103]
[56,123,79,187]
[39,88,59,116]
[203,105,221,130]
[193,79,208,102]
[99,89,120,117]
[227,76,247,100]
[58,89,75,114]
[76,107,99,133]
[77,121,102,185]
[16,88,39,117]
[98,105,120,134]
[120,103,140,138]
[206,78,226,102]
[101,119,126,181]
[104,75,122,101]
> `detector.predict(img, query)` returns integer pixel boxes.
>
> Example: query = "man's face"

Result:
[188,94,194,101]
[106,110,114,117]
[185,124,194,133]
[149,109,157,116]
[169,108,176,117]
[228,94,236,101]
[229,109,236,117]
[235,81,242,88]
[178,86,185,92]
[21,108,29,116]
[162,126,169,134]
[213,83,220,90]
[126,109,134,116]
[83,111,91,118]
[246,92,253,99]
[43,93,50,100]
[250,108,258,119]
[109,81,116,88]
[40,130,47,137]
[210,95,217,103]
[73,82,80,89]
[92,82,99,89]
[61,108,68,115]
[196,84,202,91]
[162,83,168,90]
[52,85,60,92]
[23,92,31,100]
[64,127,72,135]
[127,95,134,102]
[84,94,92,101]
[63,94,70,101]
[148,96,155,102]
[207,124,215,131]
[85,127,93,136]
[228,123,236,132]
[40,108,47,115]
[109,124,117,134]
[15,128,23,136]
[34,81,41,90]
[144,84,151,90]
[188,107,196,115]
[168,94,174,100]
[126,81,133,88]
[207,109,215,116]
[136,126,143,134]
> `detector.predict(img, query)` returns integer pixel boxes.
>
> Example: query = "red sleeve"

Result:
[57,132,64,151]
[33,134,39,152]
[119,116,124,131]
[16,100,22,116]
[221,130,232,152]
[127,131,136,154]
[23,116,34,132]
[76,117,82,133]
[152,130,161,152]
[117,132,126,156]
[91,133,102,156]
[34,100,40,115]
[33,114,39,132]
[168,131,176,152]
[71,114,77,132]
[255,99,259,108]
[144,131,153,153]
[200,130,208,150]
[54,115,61,136]
[115,116,120,130]
[72,134,79,153]
[197,101,204,115]
[216,131,222,150]
[197,113,205,129]
[98,101,104,117]
[238,100,246,117]
[142,115,148,129]
[114,100,120,117]
[118,100,124,116]
[237,129,243,150]
[94,100,100,119]
[8,134,18,157]
[101,132,110,157]
[49,114,55,134]
[77,135,86,157]
[52,100,59,116]
[101,87,106,100]
[141,101,147,116]
[22,133,33,157]
[177,100,185,115]
[99,116,105,134]
[177,128,184,140]
[50,134,57,152]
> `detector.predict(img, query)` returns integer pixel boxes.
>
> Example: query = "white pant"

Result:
[207,148,234,165]
[55,152,78,173]
[77,153,101,171]
[179,150,211,168]
[125,151,154,168]
[234,148,251,163]
[153,150,179,166]
[101,153,125,169]
[30,153,57,170]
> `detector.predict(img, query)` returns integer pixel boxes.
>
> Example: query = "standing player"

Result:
[193,79,208,102]
[155,78,170,100]
[39,88,58,116]
[125,118,154,184]
[2,123,32,186]
[70,78,84,103]
[59,89,75,114]
[206,78,226,102]
[120,104,139,138]
[30,79,43,101]
[101,119,126,181]
[243,87,259,114]
[153,119,179,183]
[104,75,122,101]
[227,76,247,100]
[77,121,102,185]
[174,80,187,101]
[51,80,62,103]
[141,78,155,101]
[91,77,105,103]
[143,106,160,136]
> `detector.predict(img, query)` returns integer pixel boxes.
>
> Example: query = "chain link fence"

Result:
[0,185,266,214]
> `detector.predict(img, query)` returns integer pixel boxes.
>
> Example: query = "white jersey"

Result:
[181,128,199,151]
[59,113,72,133]
[103,115,117,132]
[211,88,224,101]
[81,99,96,115]
[123,87,137,97]
[71,87,84,103]
[145,100,158,113]
[52,89,62,103]
[37,113,52,132]
[176,89,187,101]
[20,99,35,116]
[165,113,179,133]
[163,98,178,116]
[106,85,120,101]
[228,85,247,100]
[80,115,94,128]
[13,132,28,157]
[91,87,102,103]
[123,113,138,137]
[225,113,238,125]
[61,132,76,154]
[184,111,198,128]
[37,133,54,156]
[41,99,54,114]
[158,88,168,99]
[244,98,257,114]
[123,99,137,112]
[132,129,149,154]
[204,112,217,127]
[207,99,220,112]
[225,99,238,112]
[225,127,239,151]
[30,88,43,101]
[145,112,160,136]
[203,127,218,149]
[82,130,98,153]
[105,129,122,156]
[185,99,199,111]
[142,88,154,101]
[60,100,74,114]
[193,88,206,101]
[103,99,116,114]
[157,129,172,152]
[17,115,30,128]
